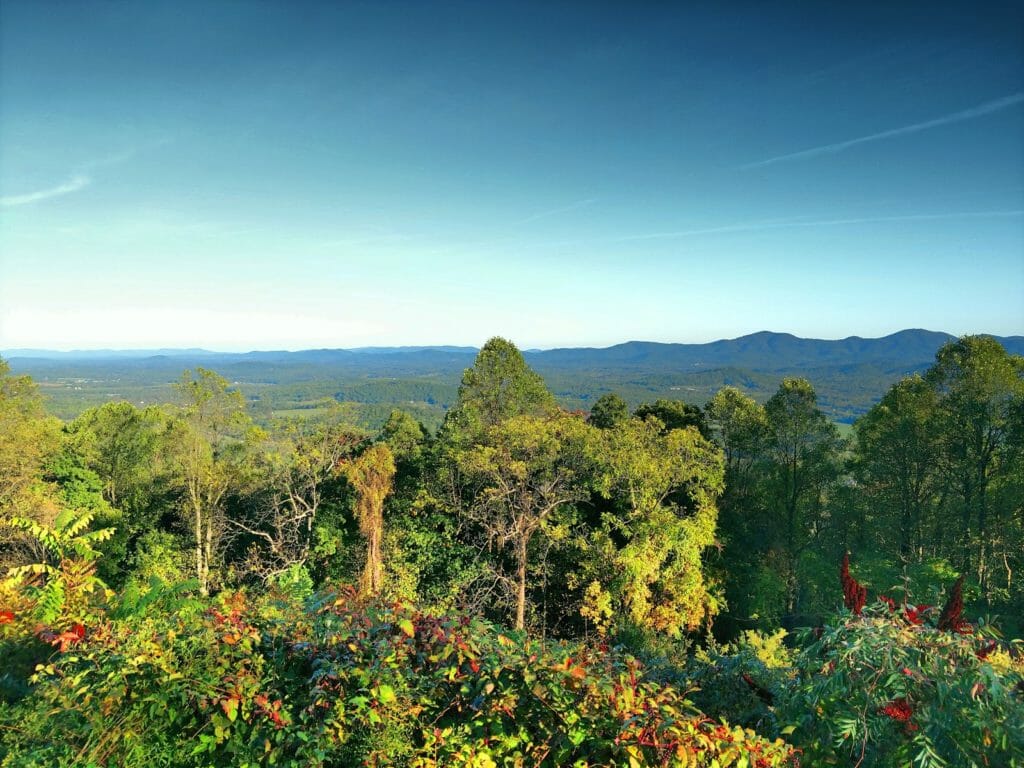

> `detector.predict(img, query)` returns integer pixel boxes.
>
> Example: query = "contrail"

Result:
[0,175,91,207]
[741,92,1024,169]
[513,198,597,226]
[617,210,1023,242]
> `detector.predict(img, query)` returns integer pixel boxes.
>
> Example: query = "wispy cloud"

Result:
[513,197,598,226]
[0,174,91,207]
[617,209,1023,242]
[741,92,1024,169]
[0,139,172,208]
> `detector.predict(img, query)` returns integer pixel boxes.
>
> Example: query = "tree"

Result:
[66,402,168,512]
[168,369,258,596]
[589,393,629,430]
[343,443,397,597]
[706,386,768,490]
[0,358,60,519]
[456,412,593,630]
[441,337,554,445]
[925,336,1024,599]
[763,379,841,618]
[380,409,429,464]
[588,416,725,636]
[232,416,363,584]
[854,376,939,560]
[634,399,709,438]
[704,387,775,632]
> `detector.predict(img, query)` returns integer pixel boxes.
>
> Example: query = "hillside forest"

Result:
[1,334,1022,767]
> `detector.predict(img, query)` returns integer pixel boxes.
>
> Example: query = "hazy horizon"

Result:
[2,1,1022,350]
[3,327,1019,357]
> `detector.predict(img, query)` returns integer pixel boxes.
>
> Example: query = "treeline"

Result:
[2,335,1022,637]
[1,335,1022,766]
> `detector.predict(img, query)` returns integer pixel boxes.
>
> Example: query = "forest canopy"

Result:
[1,336,1022,767]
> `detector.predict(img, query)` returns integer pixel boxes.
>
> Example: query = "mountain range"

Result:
[4,330,1021,426]
[5,329,1022,371]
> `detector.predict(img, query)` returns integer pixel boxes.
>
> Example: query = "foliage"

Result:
[342,443,397,597]
[588,392,629,430]
[1,507,114,627]
[0,588,796,768]
[780,598,1023,767]
[586,417,725,637]
[441,337,555,446]
[455,411,594,631]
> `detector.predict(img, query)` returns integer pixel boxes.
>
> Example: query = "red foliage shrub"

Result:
[937,575,970,633]
[839,553,866,615]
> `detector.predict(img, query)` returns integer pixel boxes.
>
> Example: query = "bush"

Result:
[779,597,1023,767]
[0,586,796,767]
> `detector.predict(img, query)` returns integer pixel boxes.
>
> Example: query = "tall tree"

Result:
[763,378,841,617]
[589,416,725,636]
[343,443,397,597]
[168,369,258,596]
[456,412,592,630]
[441,337,554,445]
[0,359,60,518]
[926,336,1024,597]
[854,375,939,560]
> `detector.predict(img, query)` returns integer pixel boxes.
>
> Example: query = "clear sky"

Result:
[1,1,1022,350]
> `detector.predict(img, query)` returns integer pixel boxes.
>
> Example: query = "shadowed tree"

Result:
[634,399,709,439]
[854,375,939,560]
[926,336,1024,598]
[763,378,841,618]
[589,393,629,430]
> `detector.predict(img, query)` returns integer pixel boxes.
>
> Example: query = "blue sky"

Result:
[1,1,1022,350]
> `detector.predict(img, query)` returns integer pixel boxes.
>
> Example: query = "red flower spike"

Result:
[840,553,867,615]
[937,575,966,632]
[904,605,930,626]
[0,610,14,625]
[880,697,914,722]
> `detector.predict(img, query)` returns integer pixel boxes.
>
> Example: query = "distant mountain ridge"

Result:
[5,330,1021,370]
[5,330,1022,426]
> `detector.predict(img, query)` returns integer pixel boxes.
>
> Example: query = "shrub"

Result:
[778,562,1024,767]
[0,587,796,767]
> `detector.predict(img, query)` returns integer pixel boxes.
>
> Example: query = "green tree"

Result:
[634,399,709,438]
[0,358,61,519]
[763,378,841,618]
[589,393,629,429]
[441,337,554,445]
[854,376,939,560]
[168,368,259,595]
[66,402,168,512]
[588,416,725,636]
[926,335,1024,600]
[456,411,593,630]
